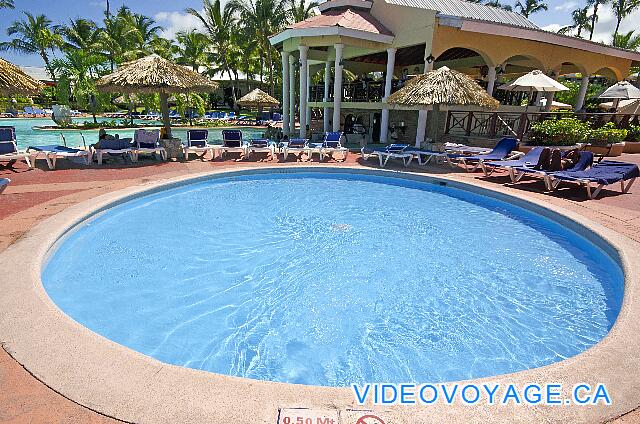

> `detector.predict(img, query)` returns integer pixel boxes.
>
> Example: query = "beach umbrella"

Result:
[237,88,279,108]
[498,69,568,112]
[387,66,499,144]
[96,54,218,139]
[0,57,45,96]
[598,81,640,110]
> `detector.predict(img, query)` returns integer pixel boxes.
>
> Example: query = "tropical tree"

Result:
[611,0,640,41]
[0,0,14,8]
[97,7,138,70]
[187,0,240,103]
[485,0,513,10]
[227,0,288,95]
[0,13,63,83]
[174,30,210,71]
[613,30,640,50]
[288,0,318,23]
[558,7,592,38]
[130,13,163,57]
[587,0,607,40]
[60,19,101,55]
[514,0,548,17]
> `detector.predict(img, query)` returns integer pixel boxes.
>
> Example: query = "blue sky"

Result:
[1,0,637,67]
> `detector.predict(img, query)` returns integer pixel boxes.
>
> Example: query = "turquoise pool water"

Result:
[0,118,264,149]
[42,171,624,386]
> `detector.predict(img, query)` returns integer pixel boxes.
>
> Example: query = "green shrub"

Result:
[589,122,627,144]
[627,125,640,142]
[529,118,590,146]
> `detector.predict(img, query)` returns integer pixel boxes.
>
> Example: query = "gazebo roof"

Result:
[288,8,393,37]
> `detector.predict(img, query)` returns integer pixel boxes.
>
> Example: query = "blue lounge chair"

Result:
[184,129,217,160]
[481,146,546,177]
[282,138,311,161]
[247,138,275,160]
[404,146,452,166]
[510,151,594,190]
[361,143,413,167]
[0,178,10,194]
[0,126,33,169]
[311,131,348,161]
[27,144,91,169]
[133,129,166,161]
[93,138,134,165]
[549,160,639,199]
[219,129,245,159]
[448,137,518,172]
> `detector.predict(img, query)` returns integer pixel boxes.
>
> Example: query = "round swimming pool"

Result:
[42,171,624,386]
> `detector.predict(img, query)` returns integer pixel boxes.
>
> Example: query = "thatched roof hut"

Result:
[96,55,218,138]
[387,66,499,110]
[0,57,45,96]
[237,88,279,108]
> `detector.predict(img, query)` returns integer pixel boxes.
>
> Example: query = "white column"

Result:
[486,66,497,95]
[415,54,433,147]
[332,43,344,132]
[544,68,561,112]
[575,75,589,110]
[289,56,296,136]
[380,47,397,143]
[298,45,309,138]
[305,62,311,130]
[323,61,331,132]
[281,51,290,136]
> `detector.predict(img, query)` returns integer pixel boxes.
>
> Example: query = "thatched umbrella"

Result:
[0,57,45,96]
[96,54,218,138]
[237,88,279,108]
[387,66,499,144]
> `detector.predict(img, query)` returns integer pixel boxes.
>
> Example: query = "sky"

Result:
[1,0,639,67]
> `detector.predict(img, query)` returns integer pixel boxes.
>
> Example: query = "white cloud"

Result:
[554,1,578,12]
[154,10,206,40]
[542,23,565,33]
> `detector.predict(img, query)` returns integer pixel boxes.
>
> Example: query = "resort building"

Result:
[269,0,640,144]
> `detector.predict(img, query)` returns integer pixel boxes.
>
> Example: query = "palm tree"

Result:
[0,13,63,83]
[174,30,210,71]
[0,0,14,8]
[288,0,318,23]
[187,0,240,103]
[558,7,592,38]
[514,0,548,17]
[97,8,138,70]
[227,0,288,95]
[60,19,101,52]
[611,0,640,41]
[587,0,607,41]
[130,13,163,57]
[613,30,640,50]
[487,0,513,10]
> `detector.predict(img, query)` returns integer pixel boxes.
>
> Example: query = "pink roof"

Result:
[288,9,394,36]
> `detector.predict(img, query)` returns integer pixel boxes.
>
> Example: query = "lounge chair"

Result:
[361,144,413,167]
[481,147,546,177]
[510,151,594,190]
[0,178,10,194]
[184,129,217,160]
[93,138,134,165]
[133,129,166,161]
[282,138,311,161]
[247,139,275,160]
[313,131,348,161]
[405,146,453,166]
[0,126,34,169]
[548,160,639,199]
[448,137,518,172]
[27,145,91,169]
[219,129,246,159]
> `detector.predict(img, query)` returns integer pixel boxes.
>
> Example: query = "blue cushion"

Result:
[0,141,16,155]
[0,127,15,142]
[251,139,269,147]
[99,138,131,150]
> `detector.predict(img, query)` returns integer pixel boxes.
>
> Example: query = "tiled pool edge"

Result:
[0,165,638,424]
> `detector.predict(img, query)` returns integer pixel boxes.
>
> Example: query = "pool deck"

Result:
[1,152,640,423]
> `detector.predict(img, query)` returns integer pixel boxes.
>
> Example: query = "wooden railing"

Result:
[445,111,640,140]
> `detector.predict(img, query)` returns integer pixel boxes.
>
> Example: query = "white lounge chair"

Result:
[133,129,166,161]
[282,138,311,161]
[219,130,246,159]
[247,138,275,160]
[361,144,413,167]
[93,138,135,165]
[0,126,34,169]
[183,129,217,160]
[311,131,348,161]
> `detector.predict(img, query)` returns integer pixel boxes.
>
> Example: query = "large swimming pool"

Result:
[42,171,624,386]
[1,118,264,149]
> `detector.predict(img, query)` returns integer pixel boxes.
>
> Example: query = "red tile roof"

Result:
[288,9,394,36]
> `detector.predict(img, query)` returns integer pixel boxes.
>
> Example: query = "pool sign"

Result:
[278,408,339,424]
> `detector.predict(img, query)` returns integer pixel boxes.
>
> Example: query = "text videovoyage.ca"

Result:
[352,382,612,406]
